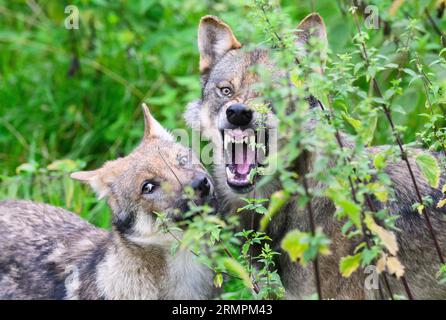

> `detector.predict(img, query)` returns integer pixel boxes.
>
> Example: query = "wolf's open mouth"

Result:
[221,128,268,193]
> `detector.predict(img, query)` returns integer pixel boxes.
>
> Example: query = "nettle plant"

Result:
[243,1,391,299]
[160,0,446,299]
[155,188,285,299]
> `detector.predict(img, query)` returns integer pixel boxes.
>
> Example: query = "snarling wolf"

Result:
[0,105,216,300]
[185,13,446,299]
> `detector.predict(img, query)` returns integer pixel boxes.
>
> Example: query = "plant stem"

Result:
[317,100,401,300]
[351,7,445,265]
[286,71,323,299]
[301,153,323,300]
[256,2,324,298]
[425,8,445,45]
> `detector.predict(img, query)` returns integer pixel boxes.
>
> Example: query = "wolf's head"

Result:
[185,13,327,202]
[72,104,215,243]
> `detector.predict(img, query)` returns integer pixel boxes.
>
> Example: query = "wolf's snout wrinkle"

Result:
[191,175,211,198]
[226,103,252,126]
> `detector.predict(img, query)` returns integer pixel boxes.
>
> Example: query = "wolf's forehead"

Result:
[210,49,269,81]
[135,142,193,164]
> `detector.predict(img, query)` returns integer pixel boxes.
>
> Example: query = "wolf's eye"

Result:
[220,87,233,96]
[178,155,188,167]
[141,181,157,194]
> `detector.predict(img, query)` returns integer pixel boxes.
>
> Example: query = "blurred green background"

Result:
[1,0,445,228]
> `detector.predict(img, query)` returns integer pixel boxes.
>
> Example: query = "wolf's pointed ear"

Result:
[294,13,328,74]
[198,15,241,75]
[141,103,172,142]
[71,162,120,199]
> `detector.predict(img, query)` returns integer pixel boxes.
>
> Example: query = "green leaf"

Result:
[255,206,269,215]
[417,203,425,215]
[362,114,377,145]
[373,151,387,170]
[339,253,361,277]
[281,230,309,264]
[415,153,440,188]
[437,198,446,208]
[436,264,446,284]
[260,190,290,231]
[213,273,223,288]
[342,112,362,131]
[402,68,418,78]
[223,258,252,289]
[368,182,388,202]
[337,199,361,230]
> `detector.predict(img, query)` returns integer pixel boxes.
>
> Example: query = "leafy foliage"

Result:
[1,0,446,299]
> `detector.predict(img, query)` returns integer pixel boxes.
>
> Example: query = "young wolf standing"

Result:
[185,14,446,299]
[0,105,216,300]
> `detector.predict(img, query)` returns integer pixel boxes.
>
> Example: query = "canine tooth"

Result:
[225,134,231,149]
[226,167,235,180]
[249,136,255,150]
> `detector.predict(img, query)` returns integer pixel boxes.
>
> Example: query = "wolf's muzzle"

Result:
[226,103,253,126]
[191,175,211,199]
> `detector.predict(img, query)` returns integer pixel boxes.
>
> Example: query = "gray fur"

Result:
[0,107,216,300]
[186,14,446,299]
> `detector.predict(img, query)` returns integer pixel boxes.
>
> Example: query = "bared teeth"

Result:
[223,130,260,154]
[224,133,232,150]
[226,167,235,180]
[249,135,255,151]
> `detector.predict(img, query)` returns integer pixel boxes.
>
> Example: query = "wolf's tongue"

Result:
[233,139,256,175]
[235,163,250,175]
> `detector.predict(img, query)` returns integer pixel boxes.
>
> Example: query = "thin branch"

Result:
[286,72,323,299]
[317,100,401,300]
[425,8,445,46]
[259,5,284,48]
[351,6,445,265]
[416,55,446,158]
[222,241,261,294]
[438,1,445,18]
[301,155,323,299]
[258,1,324,298]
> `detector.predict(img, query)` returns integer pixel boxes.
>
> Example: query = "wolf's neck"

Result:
[94,234,167,299]
[95,233,213,299]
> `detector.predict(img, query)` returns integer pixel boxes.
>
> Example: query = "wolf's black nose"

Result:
[191,175,211,198]
[226,104,253,126]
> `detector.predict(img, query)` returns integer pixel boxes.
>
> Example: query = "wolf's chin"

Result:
[226,167,256,194]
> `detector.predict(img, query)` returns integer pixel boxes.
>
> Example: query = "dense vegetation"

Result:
[1,0,446,299]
